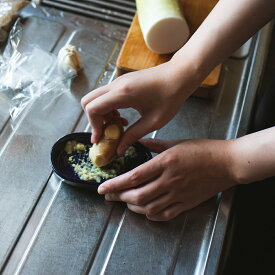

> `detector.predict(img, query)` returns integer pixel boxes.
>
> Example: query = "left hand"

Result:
[98,138,240,221]
[81,61,195,153]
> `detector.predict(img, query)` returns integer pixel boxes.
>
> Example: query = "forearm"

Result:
[231,127,275,184]
[170,0,275,98]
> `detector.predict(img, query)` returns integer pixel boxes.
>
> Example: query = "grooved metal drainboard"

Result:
[41,0,136,26]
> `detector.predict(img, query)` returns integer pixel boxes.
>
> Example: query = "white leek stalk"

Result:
[136,0,190,54]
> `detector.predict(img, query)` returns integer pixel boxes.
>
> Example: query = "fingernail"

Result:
[98,185,105,194]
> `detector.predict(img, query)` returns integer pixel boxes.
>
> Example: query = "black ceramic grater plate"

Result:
[51,132,152,191]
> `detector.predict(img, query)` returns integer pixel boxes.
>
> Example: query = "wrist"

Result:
[169,48,207,99]
[228,136,265,185]
[230,129,275,185]
[227,139,250,185]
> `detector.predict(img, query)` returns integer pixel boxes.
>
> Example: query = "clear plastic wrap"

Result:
[0,19,74,122]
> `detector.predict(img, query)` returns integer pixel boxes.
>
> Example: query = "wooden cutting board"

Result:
[116,0,221,98]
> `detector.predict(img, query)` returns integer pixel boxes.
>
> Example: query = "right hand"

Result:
[98,138,240,221]
[81,61,194,154]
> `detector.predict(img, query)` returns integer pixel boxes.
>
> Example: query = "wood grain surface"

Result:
[116,0,221,96]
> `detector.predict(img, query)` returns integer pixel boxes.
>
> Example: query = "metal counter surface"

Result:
[0,5,273,275]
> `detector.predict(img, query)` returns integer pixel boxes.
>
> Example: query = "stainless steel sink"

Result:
[0,2,273,274]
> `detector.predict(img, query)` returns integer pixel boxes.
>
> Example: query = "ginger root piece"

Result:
[89,122,123,167]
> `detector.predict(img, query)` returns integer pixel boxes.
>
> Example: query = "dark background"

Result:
[223,26,275,275]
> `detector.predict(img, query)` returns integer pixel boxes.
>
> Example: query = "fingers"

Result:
[81,87,108,143]
[126,204,146,215]
[89,111,128,143]
[83,91,129,143]
[90,114,104,143]
[118,117,156,155]
[147,203,187,221]
[140,138,185,153]
[81,86,108,109]
[144,193,177,216]
[110,110,128,126]
[84,90,130,118]
[107,192,172,215]
[102,111,128,128]
[108,191,182,218]
[127,202,187,221]
[105,179,166,206]
[98,158,162,194]
[139,138,175,153]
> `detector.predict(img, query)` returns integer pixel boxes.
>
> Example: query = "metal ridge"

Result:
[42,0,136,26]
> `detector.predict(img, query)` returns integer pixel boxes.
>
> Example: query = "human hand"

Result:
[98,138,240,221]
[81,61,195,155]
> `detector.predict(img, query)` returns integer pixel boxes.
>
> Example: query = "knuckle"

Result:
[119,82,132,95]
[132,192,143,205]
[161,211,172,221]
[146,205,158,216]
[170,188,180,199]
[161,153,179,168]
[151,116,163,130]
[85,103,97,115]
[105,193,114,201]
[129,171,140,186]
[80,96,88,109]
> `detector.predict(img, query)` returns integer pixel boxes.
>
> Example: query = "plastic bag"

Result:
[0,19,73,121]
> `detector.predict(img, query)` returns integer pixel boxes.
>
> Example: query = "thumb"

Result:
[117,117,154,155]
[139,138,171,153]
[140,138,184,153]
